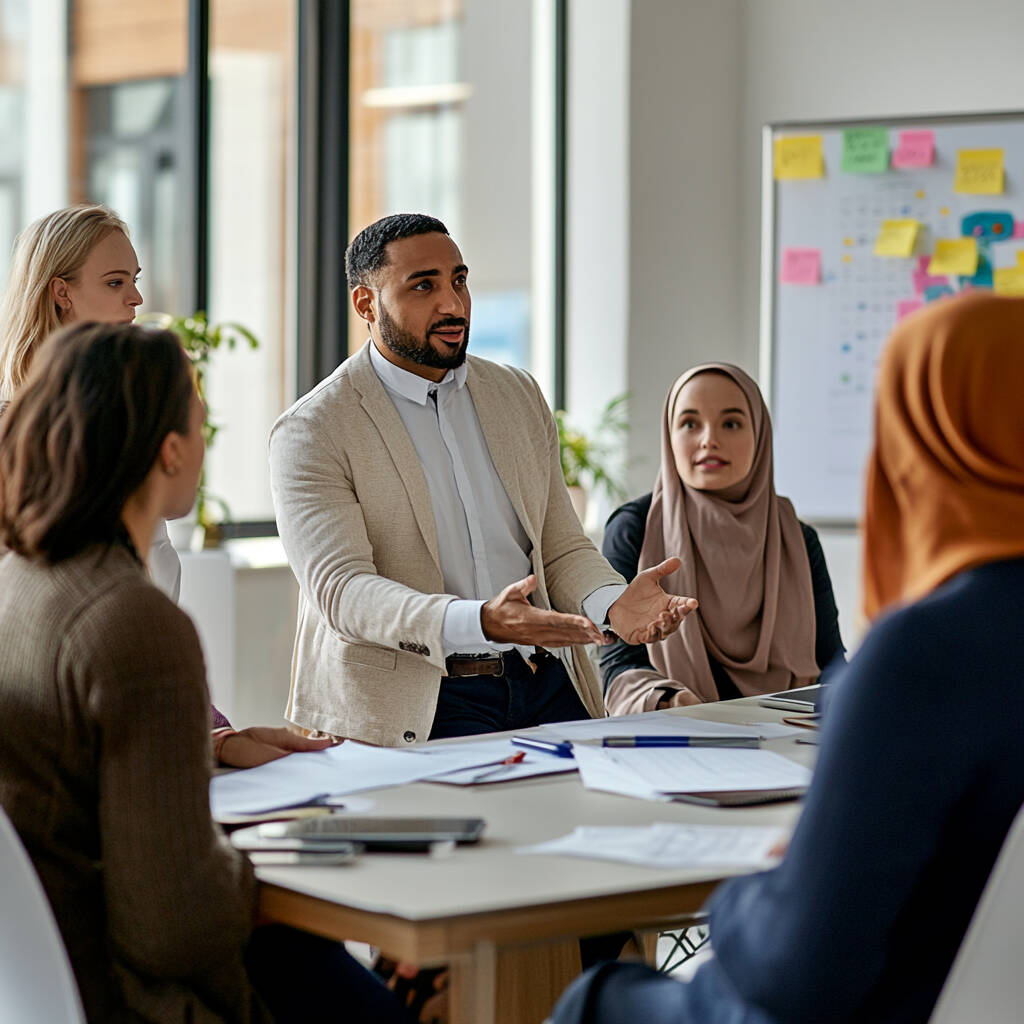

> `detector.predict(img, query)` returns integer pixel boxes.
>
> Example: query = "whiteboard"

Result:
[761,112,1024,524]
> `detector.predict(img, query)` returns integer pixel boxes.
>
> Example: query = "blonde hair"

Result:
[0,204,130,400]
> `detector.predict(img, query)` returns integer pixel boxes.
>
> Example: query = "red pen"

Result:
[470,750,526,782]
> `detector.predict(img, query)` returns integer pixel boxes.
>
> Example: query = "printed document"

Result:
[520,823,788,869]
[572,744,811,801]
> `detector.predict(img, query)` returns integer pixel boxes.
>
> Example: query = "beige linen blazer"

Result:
[269,343,624,746]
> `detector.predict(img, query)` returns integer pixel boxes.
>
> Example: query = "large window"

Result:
[349,0,544,380]
[0,0,562,532]
[204,0,297,523]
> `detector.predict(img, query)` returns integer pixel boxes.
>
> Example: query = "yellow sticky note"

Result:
[774,136,824,179]
[954,148,1004,195]
[994,267,1024,296]
[1017,250,1024,268]
[873,219,920,257]
[928,238,979,276]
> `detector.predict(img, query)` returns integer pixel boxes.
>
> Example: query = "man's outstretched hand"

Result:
[608,557,698,645]
[481,574,607,647]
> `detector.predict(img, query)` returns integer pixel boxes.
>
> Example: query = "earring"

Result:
[166,466,179,477]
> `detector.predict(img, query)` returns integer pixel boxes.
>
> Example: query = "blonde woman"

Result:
[0,205,184,592]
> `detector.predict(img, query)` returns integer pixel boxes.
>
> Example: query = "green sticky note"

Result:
[842,127,890,174]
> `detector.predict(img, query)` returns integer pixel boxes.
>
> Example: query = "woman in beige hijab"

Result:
[602,363,843,714]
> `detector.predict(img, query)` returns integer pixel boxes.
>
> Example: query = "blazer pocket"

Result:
[332,640,398,672]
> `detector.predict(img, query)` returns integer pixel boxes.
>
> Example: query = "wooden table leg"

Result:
[637,930,660,967]
[449,943,496,1024]
[449,938,581,1024]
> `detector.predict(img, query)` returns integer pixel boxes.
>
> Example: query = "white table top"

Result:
[254,699,816,923]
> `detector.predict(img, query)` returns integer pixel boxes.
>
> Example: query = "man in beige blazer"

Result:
[270,214,696,746]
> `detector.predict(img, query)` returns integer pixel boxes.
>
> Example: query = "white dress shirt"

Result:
[369,343,623,656]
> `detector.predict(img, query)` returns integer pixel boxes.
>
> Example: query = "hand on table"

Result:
[608,557,698,645]
[481,574,607,647]
[217,727,338,769]
[655,687,702,710]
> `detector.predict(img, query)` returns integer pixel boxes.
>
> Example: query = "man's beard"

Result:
[378,302,469,370]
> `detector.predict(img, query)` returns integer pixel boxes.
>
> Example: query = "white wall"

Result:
[734,0,1024,643]
[738,0,1024,370]
[624,0,744,495]
[562,0,1024,647]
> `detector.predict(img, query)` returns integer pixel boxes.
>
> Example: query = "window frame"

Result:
[183,0,567,537]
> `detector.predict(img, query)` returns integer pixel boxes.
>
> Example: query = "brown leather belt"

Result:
[444,653,506,677]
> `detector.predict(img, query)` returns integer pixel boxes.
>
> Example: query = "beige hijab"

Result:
[638,363,819,701]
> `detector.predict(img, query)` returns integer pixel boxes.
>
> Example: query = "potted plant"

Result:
[554,393,629,525]
[139,311,259,547]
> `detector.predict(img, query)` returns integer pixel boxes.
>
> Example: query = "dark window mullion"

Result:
[554,0,568,411]
[184,0,210,315]
[297,0,350,395]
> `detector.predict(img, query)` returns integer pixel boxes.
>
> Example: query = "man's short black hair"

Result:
[345,213,449,289]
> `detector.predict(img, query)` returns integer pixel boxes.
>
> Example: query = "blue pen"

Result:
[512,736,575,758]
[602,736,760,749]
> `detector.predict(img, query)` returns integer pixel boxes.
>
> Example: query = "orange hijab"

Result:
[863,292,1024,620]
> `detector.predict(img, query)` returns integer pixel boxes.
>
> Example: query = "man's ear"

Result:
[49,276,72,313]
[352,284,377,325]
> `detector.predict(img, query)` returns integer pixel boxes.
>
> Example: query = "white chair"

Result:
[930,802,1024,1023]
[0,805,86,1022]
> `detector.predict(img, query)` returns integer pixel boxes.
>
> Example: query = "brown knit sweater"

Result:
[0,543,268,1023]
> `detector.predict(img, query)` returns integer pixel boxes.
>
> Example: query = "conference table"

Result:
[254,698,816,1024]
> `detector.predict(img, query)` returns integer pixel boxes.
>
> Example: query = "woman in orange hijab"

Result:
[553,291,1024,1024]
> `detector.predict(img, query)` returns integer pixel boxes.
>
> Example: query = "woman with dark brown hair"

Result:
[0,322,413,1023]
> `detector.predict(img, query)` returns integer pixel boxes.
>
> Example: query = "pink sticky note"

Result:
[780,247,821,285]
[892,130,935,169]
[912,255,949,295]
[1013,221,1024,238]
[896,298,924,321]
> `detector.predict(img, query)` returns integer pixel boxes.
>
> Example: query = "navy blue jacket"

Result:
[680,557,1024,1022]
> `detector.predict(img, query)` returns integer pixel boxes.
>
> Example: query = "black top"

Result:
[600,492,844,699]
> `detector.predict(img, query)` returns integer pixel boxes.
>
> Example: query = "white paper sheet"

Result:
[519,823,788,869]
[210,740,530,818]
[538,712,800,742]
[572,744,811,801]
[570,744,673,801]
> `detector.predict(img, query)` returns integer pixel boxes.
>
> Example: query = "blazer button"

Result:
[403,730,416,743]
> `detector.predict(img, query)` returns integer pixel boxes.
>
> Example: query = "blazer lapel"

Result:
[348,347,441,568]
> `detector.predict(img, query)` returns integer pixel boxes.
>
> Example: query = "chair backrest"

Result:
[0,805,86,1023]
[930,802,1024,1024]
